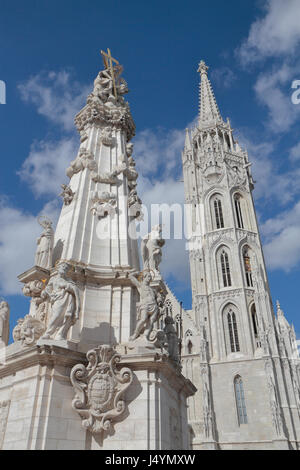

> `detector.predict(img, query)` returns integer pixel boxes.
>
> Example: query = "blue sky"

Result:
[1,0,300,340]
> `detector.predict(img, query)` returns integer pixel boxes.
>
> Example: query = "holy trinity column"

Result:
[17,50,143,349]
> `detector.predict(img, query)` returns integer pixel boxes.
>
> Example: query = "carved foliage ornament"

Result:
[71,345,133,434]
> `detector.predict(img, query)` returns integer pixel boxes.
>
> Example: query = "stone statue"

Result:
[35,216,54,270]
[141,225,165,273]
[92,65,128,105]
[164,316,180,363]
[41,262,80,341]
[0,301,10,347]
[129,272,161,341]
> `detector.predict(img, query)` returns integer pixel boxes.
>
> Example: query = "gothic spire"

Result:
[198,60,223,127]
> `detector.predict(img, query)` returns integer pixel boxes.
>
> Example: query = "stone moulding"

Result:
[70,345,133,435]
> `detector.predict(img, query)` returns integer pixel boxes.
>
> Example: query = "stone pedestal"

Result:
[0,341,196,450]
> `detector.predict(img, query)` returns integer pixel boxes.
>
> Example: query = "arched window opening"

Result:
[214,198,224,229]
[234,195,244,229]
[234,376,248,425]
[228,309,240,352]
[165,299,173,317]
[251,304,261,348]
[185,330,193,355]
[243,246,253,287]
[220,250,232,287]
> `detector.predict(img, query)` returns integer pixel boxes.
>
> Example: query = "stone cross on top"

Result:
[100,48,120,98]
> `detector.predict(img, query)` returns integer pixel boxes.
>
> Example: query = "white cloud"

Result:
[18,70,91,131]
[133,127,185,180]
[238,0,300,64]
[132,121,196,288]
[261,201,300,271]
[211,67,237,89]
[289,142,300,161]
[236,132,300,205]
[254,63,300,132]
[18,137,78,197]
[0,198,61,295]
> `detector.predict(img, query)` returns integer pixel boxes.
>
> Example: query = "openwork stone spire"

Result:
[198,60,223,126]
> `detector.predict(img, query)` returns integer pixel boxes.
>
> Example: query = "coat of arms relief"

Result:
[70,345,133,435]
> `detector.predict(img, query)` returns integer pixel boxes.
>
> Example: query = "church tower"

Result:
[181,61,300,450]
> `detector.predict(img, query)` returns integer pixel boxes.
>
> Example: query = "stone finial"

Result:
[197,60,209,74]
[276,300,281,313]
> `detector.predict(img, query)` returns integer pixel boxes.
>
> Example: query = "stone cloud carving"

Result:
[71,345,133,435]
[90,191,117,219]
[13,315,45,347]
[66,148,96,179]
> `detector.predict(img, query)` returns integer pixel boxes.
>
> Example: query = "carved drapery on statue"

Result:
[0,301,10,348]
[41,262,80,341]
[71,345,133,435]
[35,216,54,270]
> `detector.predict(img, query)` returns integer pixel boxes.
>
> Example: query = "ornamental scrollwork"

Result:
[70,345,133,435]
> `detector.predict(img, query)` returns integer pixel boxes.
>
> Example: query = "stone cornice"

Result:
[118,350,197,397]
[0,343,86,378]
[0,343,196,398]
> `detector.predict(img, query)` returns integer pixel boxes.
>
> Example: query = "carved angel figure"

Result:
[41,262,80,341]
[0,301,10,347]
[35,217,54,270]
[129,272,160,341]
[141,225,165,273]
[60,184,75,206]
[66,148,97,179]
